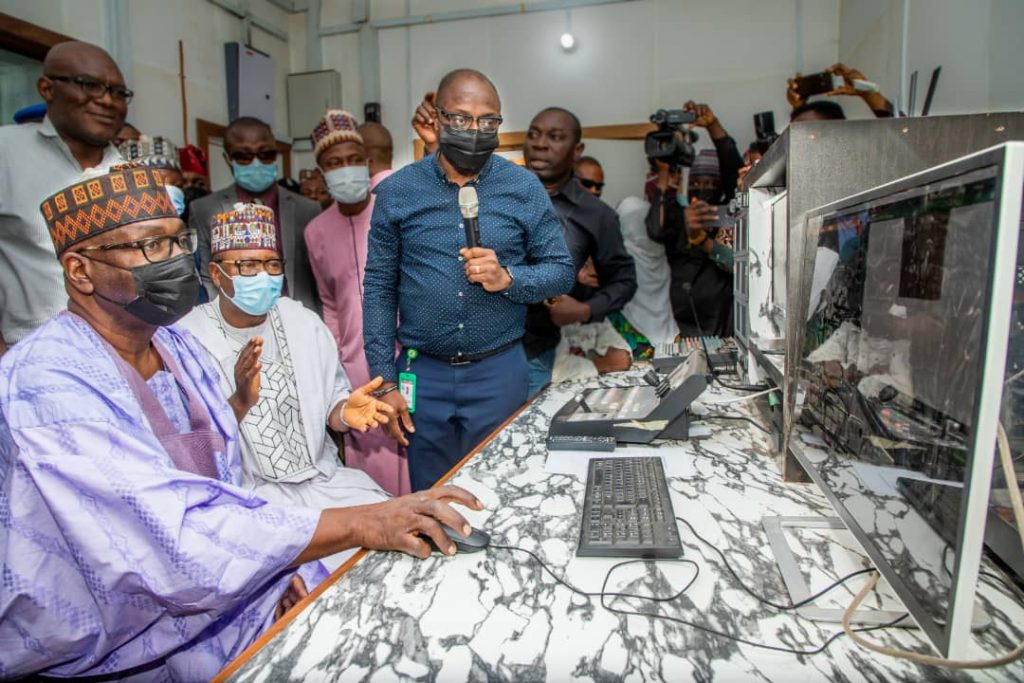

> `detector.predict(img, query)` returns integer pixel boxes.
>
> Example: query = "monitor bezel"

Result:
[790,142,1024,658]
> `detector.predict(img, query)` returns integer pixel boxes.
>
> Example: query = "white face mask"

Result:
[323,165,370,205]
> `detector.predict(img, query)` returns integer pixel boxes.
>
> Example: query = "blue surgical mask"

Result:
[217,266,283,316]
[323,165,370,205]
[165,185,186,216]
[233,160,278,193]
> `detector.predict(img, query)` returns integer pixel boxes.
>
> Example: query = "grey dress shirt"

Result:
[0,117,122,344]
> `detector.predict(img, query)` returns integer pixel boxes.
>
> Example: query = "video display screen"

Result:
[800,165,1000,631]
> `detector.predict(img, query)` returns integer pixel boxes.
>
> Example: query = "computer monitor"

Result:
[739,187,788,347]
[793,142,1024,658]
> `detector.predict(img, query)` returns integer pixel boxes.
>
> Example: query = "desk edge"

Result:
[211,390,541,681]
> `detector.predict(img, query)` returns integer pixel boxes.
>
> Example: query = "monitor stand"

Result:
[761,516,991,629]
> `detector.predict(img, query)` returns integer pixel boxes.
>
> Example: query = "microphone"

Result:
[459,185,481,248]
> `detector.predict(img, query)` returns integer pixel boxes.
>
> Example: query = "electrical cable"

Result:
[490,544,699,602]
[680,282,768,392]
[841,421,1024,668]
[489,539,908,657]
[674,516,874,610]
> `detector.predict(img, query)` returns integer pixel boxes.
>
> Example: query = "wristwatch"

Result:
[501,265,515,293]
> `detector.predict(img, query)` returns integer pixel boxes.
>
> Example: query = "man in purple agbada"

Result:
[0,166,481,680]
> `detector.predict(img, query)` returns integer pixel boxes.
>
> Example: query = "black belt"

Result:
[419,338,521,366]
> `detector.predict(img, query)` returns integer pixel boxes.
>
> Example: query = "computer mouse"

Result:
[423,524,491,554]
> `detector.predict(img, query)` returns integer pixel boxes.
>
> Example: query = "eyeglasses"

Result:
[578,178,605,191]
[79,230,197,263]
[215,258,286,277]
[45,74,134,103]
[435,107,503,133]
[228,149,279,165]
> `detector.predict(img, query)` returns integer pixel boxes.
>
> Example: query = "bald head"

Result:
[43,41,120,75]
[357,122,393,175]
[435,69,501,113]
[39,41,126,149]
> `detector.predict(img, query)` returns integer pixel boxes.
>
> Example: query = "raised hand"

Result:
[786,72,805,109]
[229,337,262,422]
[341,376,397,432]
[412,91,439,153]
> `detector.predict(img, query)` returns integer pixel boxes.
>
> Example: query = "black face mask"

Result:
[90,253,200,327]
[180,186,210,223]
[688,187,719,205]
[182,186,210,205]
[438,126,499,175]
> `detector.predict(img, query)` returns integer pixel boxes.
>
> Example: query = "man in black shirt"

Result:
[522,107,637,395]
[646,101,742,338]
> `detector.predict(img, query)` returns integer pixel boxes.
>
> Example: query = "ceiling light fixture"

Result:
[560,9,577,53]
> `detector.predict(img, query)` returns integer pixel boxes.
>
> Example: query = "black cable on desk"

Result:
[710,374,771,393]
[674,516,875,610]
[490,544,699,602]
[600,594,909,657]
[489,540,908,657]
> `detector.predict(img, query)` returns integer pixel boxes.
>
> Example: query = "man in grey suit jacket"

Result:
[190,117,322,312]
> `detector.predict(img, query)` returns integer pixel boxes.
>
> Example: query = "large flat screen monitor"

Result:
[794,143,1024,658]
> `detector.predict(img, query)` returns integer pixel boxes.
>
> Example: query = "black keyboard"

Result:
[577,457,683,558]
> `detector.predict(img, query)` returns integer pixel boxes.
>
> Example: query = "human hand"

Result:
[592,348,632,374]
[275,574,308,620]
[229,337,262,421]
[341,377,397,432]
[826,63,866,97]
[577,258,599,288]
[377,386,414,446]
[683,100,716,128]
[786,72,805,109]
[827,63,889,113]
[545,294,592,327]
[355,485,485,559]
[684,199,719,236]
[460,247,512,292]
[412,91,438,152]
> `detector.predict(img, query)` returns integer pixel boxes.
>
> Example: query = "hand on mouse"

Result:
[354,485,485,559]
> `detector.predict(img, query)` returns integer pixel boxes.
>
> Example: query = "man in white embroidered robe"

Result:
[179,203,391,568]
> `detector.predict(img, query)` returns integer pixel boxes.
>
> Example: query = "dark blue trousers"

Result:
[399,344,528,491]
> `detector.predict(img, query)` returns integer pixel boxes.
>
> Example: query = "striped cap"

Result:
[211,202,278,255]
[311,109,363,160]
[40,166,177,254]
[118,135,181,171]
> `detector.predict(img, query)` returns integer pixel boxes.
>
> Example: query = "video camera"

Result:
[750,111,779,155]
[645,109,698,167]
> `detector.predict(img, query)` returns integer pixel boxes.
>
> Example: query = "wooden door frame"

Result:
[0,11,73,61]
[196,117,293,180]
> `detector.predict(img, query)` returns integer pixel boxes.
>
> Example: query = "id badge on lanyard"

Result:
[400,348,417,413]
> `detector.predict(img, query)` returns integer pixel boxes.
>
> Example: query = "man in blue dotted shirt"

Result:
[363,69,576,491]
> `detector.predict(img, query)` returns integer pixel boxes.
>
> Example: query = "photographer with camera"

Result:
[787,63,896,121]
[644,101,741,338]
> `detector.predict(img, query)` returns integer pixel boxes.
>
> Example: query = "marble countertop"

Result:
[224,370,1024,682]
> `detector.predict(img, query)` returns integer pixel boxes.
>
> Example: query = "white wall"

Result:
[839,0,1024,117]
[9,0,1015,201]
[375,0,841,208]
[2,0,298,160]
